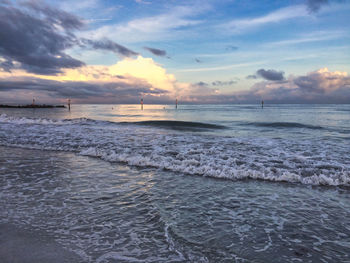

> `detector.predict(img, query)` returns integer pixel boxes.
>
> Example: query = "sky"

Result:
[0,0,349,104]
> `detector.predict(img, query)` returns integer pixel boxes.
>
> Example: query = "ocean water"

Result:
[0,104,349,262]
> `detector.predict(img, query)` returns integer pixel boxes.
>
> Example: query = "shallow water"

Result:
[1,146,349,262]
[0,104,350,262]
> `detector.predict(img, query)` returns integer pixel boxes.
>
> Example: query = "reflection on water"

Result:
[1,104,350,139]
[1,104,177,122]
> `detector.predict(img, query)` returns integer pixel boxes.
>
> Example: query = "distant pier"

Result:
[0,104,66,108]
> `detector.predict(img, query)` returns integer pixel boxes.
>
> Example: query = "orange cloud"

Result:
[0,55,221,103]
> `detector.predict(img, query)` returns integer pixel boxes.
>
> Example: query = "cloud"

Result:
[292,68,349,93]
[306,0,328,13]
[194,81,208,87]
[23,0,84,30]
[176,68,350,104]
[176,82,221,104]
[0,0,11,5]
[83,5,206,43]
[178,61,265,73]
[212,80,236,86]
[193,80,236,88]
[235,68,350,103]
[1,63,349,104]
[0,2,84,74]
[0,76,166,103]
[257,69,285,81]
[266,30,343,47]
[135,0,151,4]
[82,39,138,57]
[0,1,137,74]
[59,0,100,12]
[0,54,238,104]
[143,47,167,57]
[0,56,181,103]
[224,5,308,33]
[154,68,350,104]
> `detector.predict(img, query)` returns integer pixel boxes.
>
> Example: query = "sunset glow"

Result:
[0,0,349,104]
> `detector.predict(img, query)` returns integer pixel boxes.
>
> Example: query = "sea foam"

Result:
[0,115,349,186]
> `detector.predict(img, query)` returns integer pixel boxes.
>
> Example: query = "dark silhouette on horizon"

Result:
[0,104,66,108]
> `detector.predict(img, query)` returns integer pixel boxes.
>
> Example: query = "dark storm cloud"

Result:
[306,0,328,13]
[0,3,84,74]
[0,0,11,5]
[23,0,84,30]
[256,69,285,81]
[0,77,168,100]
[212,80,236,86]
[82,39,138,57]
[0,1,138,74]
[0,60,13,72]
[143,47,167,57]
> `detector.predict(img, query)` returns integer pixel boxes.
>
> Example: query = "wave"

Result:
[1,113,349,186]
[4,141,347,186]
[77,147,350,186]
[245,122,324,130]
[0,114,226,131]
[122,120,227,130]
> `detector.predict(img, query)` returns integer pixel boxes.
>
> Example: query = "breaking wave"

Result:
[0,114,349,186]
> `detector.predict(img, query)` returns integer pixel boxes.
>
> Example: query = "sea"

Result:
[0,104,349,262]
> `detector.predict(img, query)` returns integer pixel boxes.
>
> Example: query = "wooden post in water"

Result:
[175,98,178,109]
[68,99,71,111]
[141,97,144,110]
